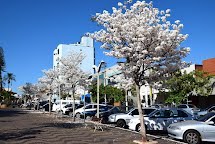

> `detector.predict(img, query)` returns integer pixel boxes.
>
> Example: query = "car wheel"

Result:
[116,119,126,128]
[75,113,81,118]
[183,130,201,144]
[136,123,141,132]
[136,124,147,132]
[57,110,63,115]
[69,112,73,117]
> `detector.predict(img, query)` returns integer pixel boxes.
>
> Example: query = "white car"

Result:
[108,107,156,128]
[128,108,196,131]
[74,103,107,118]
[168,112,215,144]
[52,100,81,112]
[61,104,73,114]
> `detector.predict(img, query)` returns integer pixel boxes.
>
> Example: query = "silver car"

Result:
[198,105,215,117]
[177,104,200,115]
[167,112,215,144]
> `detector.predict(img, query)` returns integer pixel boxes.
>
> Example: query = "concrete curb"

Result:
[84,121,187,144]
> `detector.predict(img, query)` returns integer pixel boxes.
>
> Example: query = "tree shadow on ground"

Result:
[40,121,112,132]
[41,122,86,129]
[0,129,42,141]
[0,108,27,117]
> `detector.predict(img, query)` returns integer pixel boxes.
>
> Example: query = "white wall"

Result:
[53,36,94,74]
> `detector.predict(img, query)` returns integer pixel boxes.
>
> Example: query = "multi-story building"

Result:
[52,36,95,100]
[101,58,215,107]
[53,35,95,73]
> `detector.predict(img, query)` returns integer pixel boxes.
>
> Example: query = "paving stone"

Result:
[0,108,185,144]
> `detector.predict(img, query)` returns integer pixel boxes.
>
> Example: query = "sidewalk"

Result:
[0,108,185,144]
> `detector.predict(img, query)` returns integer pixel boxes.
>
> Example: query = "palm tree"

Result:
[0,47,6,93]
[4,73,16,92]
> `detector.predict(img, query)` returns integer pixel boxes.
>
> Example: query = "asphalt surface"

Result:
[0,108,186,144]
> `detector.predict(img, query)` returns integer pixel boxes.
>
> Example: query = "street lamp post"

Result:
[56,57,62,112]
[96,72,100,118]
[92,60,105,118]
[104,67,107,104]
[59,83,61,111]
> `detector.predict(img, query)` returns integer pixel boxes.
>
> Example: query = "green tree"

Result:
[0,47,6,93]
[165,70,213,104]
[1,90,11,104]
[4,72,16,92]
[89,84,124,103]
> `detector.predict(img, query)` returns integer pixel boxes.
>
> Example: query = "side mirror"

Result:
[150,115,158,118]
[206,121,214,125]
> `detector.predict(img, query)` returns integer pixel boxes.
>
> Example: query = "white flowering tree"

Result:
[60,51,90,121]
[38,68,59,114]
[33,83,49,100]
[91,0,190,142]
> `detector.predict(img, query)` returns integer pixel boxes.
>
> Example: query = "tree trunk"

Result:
[136,84,147,142]
[72,87,76,122]
[125,89,128,112]
[8,81,10,102]
[149,85,153,106]
[49,94,51,115]
[0,68,2,95]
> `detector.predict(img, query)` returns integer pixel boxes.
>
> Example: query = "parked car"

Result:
[197,105,215,117]
[150,104,165,109]
[80,105,113,119]
[99,106,124,124]
[63,104,73,113]
[74,103,109,118]
[34,101,48,110]
[21,102,34,109]
[128,108,196,132]
[65,104,84,116]
[167,112,215,144]
[52,100,81,112]
[42,103,53,111]
[108,107,157,128]
[177,104,200,115]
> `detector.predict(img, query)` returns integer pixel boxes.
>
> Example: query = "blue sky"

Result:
[0,0,215,94]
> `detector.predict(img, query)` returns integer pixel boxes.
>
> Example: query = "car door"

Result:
[161,110,175,130]
[148,110,173,130]
[85,104,93,112]
[176,109,191,121]
[203,116,215,141]
[130,109,139,118]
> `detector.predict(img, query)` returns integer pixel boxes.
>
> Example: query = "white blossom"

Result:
[175,20,180,24]
[90,0,190,140]
[166,9,171,13]
[118,2,123,7]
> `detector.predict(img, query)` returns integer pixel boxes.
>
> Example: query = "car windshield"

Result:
[126,108,135,114]
[125,108,155,115]
[197,112,215,122]
[188,104,196,108]
[143,109,156,115]
[204,105,215,111]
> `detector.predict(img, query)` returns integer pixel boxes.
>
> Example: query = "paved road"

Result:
[0,108,185,144]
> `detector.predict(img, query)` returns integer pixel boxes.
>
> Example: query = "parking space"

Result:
[0,108,186,144]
